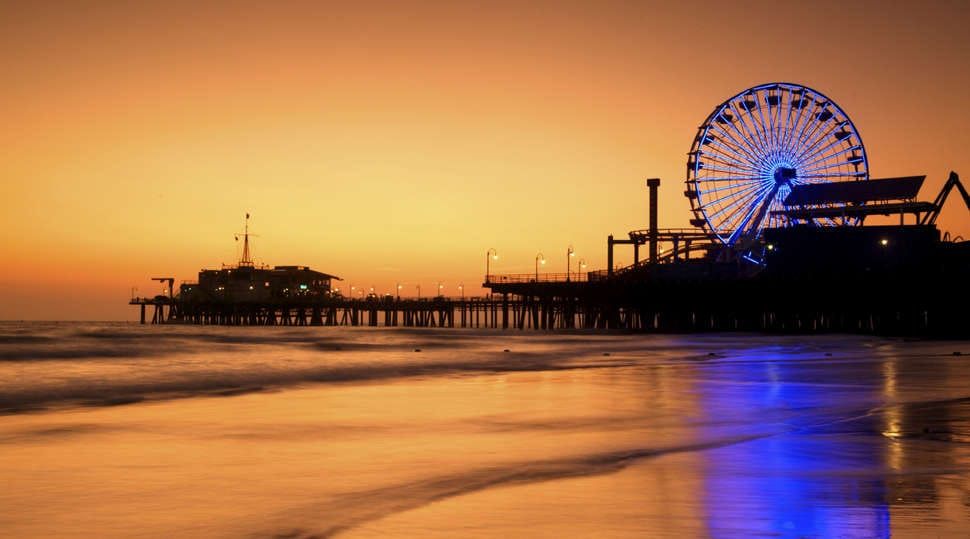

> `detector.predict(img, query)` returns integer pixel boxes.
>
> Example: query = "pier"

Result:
[132,82,970,336]
[133,172,969,336]
[130,267,969,335]
[131,296,506,329]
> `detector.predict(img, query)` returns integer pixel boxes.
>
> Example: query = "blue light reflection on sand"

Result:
[698,348,891,538]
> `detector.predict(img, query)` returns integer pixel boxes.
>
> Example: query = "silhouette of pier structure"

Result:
[132,172,969,335]
[134,83,970,335]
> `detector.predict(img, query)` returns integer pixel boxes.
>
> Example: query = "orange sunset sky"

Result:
[2,0,969,320]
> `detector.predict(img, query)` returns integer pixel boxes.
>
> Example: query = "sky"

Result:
[2,0,969,320]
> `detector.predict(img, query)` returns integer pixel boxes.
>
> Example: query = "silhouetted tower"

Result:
[647,178,660,263]
[236,213,255,267]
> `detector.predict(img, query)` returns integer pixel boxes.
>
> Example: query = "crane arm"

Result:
[151,277,175,298]
[922,172,970,225]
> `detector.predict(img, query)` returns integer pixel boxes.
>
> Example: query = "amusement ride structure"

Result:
[686,82,868,263]
[602,82,968,278]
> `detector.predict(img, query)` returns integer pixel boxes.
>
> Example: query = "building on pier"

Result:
[180,213,341,302]
[183,265,340,303]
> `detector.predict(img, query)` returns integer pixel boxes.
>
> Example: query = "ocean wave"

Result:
[0,351,636,415]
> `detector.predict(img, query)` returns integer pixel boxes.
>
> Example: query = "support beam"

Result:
[607,234,614,277]
[647,178,660,264]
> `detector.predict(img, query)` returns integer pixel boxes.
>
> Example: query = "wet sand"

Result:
[1,326,969,537]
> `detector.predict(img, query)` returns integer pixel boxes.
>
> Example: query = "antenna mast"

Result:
[237,213,254,267]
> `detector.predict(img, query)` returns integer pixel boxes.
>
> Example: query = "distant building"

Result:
[178,214,341,303]
[181,265,340,303]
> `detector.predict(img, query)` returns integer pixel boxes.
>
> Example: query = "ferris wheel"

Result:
[685,82,868,252]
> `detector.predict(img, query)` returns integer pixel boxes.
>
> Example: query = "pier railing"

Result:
[485,272,589,284]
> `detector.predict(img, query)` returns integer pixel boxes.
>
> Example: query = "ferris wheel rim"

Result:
[686,82,869,248]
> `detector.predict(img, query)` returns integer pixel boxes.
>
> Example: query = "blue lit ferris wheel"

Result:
[685,83,868,251]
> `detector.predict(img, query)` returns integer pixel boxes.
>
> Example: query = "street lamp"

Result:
[396,283,402,300]
[535,252,546,282]
[578,258,587,281]
[437,282,444,297]
[458,283,464,299]
[416,284,421,299]
[485,248,498,283]
[350,286,356,300]
[567,245,575,281]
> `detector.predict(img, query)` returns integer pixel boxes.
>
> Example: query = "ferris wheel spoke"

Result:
[789,98,830,159]
[698,181,767,210]
[796,134,857,170]
[742,108,772,163]
[711,117,760,159]
[715,130,758,167]
[793,120,843,167]
[797,157,857,176]
[708,181,774,225]
[699,152,764,173]
[794,116,846,158]
[782,92,820,157]
[692,175,770,183]
[797,144,859,171]
[794,103,852,163]
[792,117,831,164]
[762,89,776,150]
[726,102,764,161]
[727,102,770,163]
[707,188,770,229]
[798,171,864,180]
[695,180,766,198]
[733,96,771,158]
[754,90,772,151]
[740,91,769,152]
[781,89,798,155]
[701,138,764,171]
[708,124,765,168]
[768,87,783,150]
[753,91,776,154]
[695,162,762,176]
[730,183,781,242]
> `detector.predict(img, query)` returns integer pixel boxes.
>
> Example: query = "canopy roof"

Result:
[783,176,925,207]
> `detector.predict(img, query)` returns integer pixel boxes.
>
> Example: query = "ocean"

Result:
[1,322,969,538]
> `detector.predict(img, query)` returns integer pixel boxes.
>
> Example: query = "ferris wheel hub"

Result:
[773,167,797,184]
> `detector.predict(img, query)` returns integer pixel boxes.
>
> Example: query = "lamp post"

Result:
[416,284,421,299]
[396,283,402,300]
[485,248,498,283]
[578,258,587,281]
[535,252,545,282]
[566,245,575,281]
[350,286,356,300]
[458,283,464,299]
[437,282,444,298]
